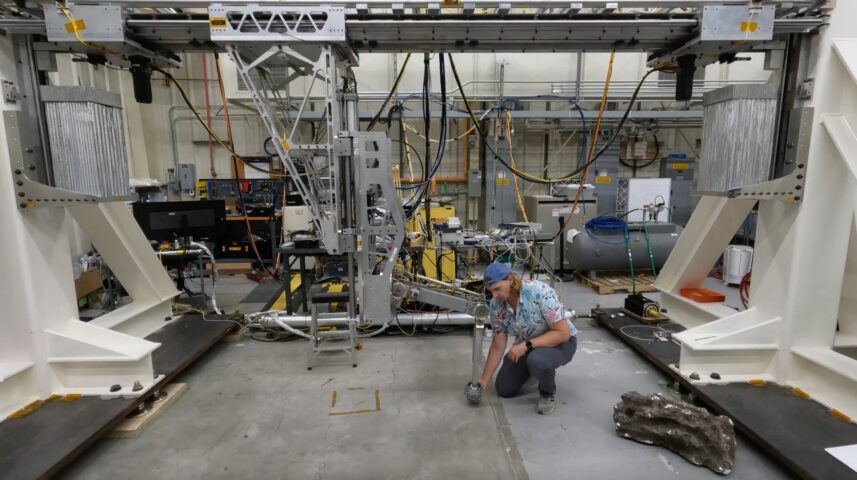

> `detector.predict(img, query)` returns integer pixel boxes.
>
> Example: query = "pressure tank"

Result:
[565,222,682,272]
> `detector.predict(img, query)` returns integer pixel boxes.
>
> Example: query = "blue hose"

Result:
[585,216,636,291]
[584,216,628,245]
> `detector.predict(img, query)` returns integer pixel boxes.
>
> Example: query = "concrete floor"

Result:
[60,275,794,479]
[507,277,792,480]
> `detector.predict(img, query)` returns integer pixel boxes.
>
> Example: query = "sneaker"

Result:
[537,392,556,415]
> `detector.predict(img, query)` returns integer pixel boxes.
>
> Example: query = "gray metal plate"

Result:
[701,5,774,42]
[44,5,125,43]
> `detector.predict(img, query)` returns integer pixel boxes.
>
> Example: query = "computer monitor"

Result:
[132,200,226,245]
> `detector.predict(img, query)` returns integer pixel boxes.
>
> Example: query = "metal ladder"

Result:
[307,291,357,370]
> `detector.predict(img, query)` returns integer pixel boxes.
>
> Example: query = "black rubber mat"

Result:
[595,308,857,480]
[239,278,285,307]
[0,315,231,479]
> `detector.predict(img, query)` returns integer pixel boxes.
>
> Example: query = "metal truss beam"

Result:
[26,1,822,9]
[0,11,826,56]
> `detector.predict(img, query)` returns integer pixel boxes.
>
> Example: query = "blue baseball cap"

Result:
[484,261,512,287]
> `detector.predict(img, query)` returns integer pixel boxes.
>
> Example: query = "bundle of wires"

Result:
[449,53,674,186]
[400,54,448,221]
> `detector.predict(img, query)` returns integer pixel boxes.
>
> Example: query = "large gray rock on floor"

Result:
[613,391,736,475]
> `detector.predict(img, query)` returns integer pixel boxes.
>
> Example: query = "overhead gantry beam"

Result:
[0,2,826,57]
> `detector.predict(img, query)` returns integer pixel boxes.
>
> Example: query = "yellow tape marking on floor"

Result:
[270,273,301,311]
[328,389,382,416]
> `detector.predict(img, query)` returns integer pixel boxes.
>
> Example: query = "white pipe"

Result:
[189,242,221,315]
[271,315,312,339]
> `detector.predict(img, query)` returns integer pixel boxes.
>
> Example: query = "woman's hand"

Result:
[507,342,528,363]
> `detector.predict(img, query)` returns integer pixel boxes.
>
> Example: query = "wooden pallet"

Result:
[107,383,188,439]
[576,272,658,295]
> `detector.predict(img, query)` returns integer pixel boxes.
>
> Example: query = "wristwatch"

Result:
[525,340,534,352]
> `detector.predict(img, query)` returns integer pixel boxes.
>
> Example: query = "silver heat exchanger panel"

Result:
[699,84,777,192]
[41,86,130,198]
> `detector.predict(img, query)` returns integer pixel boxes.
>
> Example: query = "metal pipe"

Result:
[411,273,481,297]
[189,241,221,315]
[156,248,203,257]
[252,312,476,328]
[471,324,484,383]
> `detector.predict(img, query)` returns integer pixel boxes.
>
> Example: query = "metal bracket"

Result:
[798,77,815,100]
[648,13,825,69]
[42,5,179,68]
[2,80,19,104]
[5,111,132,210]
[729,106,812,203]
[334,137,352,156]
[727,167,806,203]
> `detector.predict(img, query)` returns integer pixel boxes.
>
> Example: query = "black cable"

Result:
[402,55,448,220]
[619,133,661,170]
[391,139,424,166]
[422,53,432,241]
[447,53,670,185]
[390,103,406,171]
[367,53,412,130]
[153,66,290,179]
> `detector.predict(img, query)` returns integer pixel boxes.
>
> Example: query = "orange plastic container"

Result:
[680,288,726,303]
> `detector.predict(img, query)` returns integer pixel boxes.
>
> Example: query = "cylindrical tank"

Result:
[723,245,754,284]
[565,223,682,272]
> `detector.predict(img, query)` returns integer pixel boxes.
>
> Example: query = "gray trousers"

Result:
[495,336,577,397]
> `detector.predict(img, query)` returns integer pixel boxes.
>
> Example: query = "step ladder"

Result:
[307,291,357,370]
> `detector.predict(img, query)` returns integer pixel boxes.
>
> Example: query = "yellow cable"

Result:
[153,65,290,179]
[504,110,529,223]
[367,53,413,130]
[403,122,477,143]
[551,50,616,241]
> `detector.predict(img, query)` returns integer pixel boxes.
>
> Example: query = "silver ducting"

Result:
[699,84,777,192]
[41,86,131,198]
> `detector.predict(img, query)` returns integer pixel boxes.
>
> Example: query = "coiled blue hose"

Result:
[584,216,637,292]
[584,216,628,245]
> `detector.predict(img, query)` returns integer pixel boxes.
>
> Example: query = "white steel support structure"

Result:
[0,36,178,419]
[656,1,857,420]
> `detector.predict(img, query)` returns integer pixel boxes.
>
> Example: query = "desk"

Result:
[224,215,279,262]
[277,247,339,314]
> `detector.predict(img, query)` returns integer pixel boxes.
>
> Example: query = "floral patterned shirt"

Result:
[489,280,577,343]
